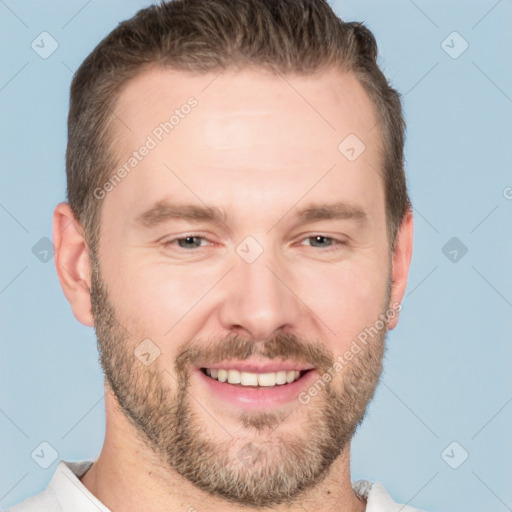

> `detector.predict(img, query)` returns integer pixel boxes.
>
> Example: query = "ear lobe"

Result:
[387,209,413,330]
[53,202,94,327]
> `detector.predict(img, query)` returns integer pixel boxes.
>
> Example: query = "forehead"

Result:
[105,65,384,226]
[112,65,381,157]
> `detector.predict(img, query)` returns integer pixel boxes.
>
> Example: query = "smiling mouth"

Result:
[200,368,312,387]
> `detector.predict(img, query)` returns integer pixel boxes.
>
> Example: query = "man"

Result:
[8,0,418,510]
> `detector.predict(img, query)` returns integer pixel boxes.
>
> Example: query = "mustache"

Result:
[174,332,334,376]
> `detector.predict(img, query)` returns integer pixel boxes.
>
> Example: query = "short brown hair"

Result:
[66,0,410,254]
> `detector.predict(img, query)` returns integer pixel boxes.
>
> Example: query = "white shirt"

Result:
[6,460,425,511]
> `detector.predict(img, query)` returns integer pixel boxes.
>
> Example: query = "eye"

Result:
[300,235,345,250]
[165,235,211,250]
[162,234,345,252]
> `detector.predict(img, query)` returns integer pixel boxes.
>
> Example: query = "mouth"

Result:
[196,363,317,409]
[200,367,311,387]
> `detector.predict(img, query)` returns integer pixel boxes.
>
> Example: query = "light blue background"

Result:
[1,1,511,511]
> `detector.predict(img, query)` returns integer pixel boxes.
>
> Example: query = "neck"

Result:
[80,389,367,512]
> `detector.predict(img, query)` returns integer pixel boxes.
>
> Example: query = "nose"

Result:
[217,248,303,340]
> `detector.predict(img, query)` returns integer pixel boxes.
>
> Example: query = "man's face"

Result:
[91,67,394,507]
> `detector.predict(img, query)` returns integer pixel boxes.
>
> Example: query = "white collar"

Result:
[35,460,423,512]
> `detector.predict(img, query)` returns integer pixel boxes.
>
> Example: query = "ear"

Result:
[53,202,94,327]
[387,209,413,330]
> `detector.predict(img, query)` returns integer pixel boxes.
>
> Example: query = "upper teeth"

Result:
[205,368,301,387]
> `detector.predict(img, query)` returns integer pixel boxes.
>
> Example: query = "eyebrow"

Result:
[134,200,227,228]
[134,200,368,230]
[294,201,368,225]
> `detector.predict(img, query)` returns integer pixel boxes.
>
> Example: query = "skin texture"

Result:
[53,66,413,512]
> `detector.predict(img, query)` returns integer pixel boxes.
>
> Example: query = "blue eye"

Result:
[162,234,345,253]
[302,235,343,249]
[305,236,334,248]
[167,236,209,249]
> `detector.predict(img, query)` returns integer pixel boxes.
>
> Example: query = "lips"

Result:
[195,360,317,409]
[199,359,314,386]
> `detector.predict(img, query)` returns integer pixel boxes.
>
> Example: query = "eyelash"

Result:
[163,235,346,252]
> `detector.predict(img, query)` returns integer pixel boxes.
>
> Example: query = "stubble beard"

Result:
[89,253,388,508]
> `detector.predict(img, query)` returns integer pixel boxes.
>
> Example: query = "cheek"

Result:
[294,258,388,343]
[105,259,221,334]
